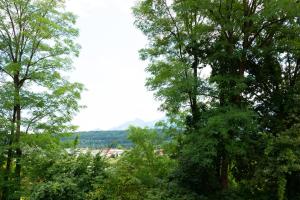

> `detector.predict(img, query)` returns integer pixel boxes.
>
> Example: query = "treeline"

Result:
[66,131,132,148]
[64,130,167,149]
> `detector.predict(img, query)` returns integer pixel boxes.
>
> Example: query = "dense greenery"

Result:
[3,126,197,200]
[0,0,82,199]
[133,0,300,199]
[0,0,299,200]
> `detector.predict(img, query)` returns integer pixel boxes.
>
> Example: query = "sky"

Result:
[65,0,165,131]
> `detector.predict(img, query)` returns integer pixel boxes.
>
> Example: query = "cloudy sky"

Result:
[66,0,165,131]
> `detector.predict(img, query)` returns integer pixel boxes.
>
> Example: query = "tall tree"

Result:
[199,0,299,190]
[0,0,83,199]
[133,0,213,128]
[134,0,300,198]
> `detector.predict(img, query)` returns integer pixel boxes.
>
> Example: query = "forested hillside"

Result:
[0,0,300,200]
[67,131,131,148]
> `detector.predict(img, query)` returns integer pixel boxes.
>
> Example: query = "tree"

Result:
[134,0,300,198]
[0,0,83,199]
[133,0,214,128]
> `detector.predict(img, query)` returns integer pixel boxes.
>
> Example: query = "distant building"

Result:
[66,148,125,158]
[101,148,124,158]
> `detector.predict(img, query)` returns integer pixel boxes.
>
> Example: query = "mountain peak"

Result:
[109,118,158,130]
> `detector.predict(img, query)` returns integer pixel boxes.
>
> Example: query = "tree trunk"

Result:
[191,55,200,127]
[13,81,22,200]
[3,77,22,200]
[14,104,22,200]
[217,139,229,190]
[220,154,229,190]
[2,108,17,200]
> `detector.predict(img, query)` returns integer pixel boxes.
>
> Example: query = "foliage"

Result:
[133,0,300,199]
[0,0,299,199]
[24,138,107,200]
[87,127,176,200]
[0,0,83,199]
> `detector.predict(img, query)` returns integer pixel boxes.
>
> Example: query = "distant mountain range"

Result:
[68,118,167,148]
[109,118,160,130]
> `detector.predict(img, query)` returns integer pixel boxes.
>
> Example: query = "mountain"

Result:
[64,130,131,148]
[64,127,166,149]
[109,118,159,130]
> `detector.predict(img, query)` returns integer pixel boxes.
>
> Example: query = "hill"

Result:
[66,130,131,148]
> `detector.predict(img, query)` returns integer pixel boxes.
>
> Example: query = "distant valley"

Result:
[70,118,163,149]
[68,130,131,148]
